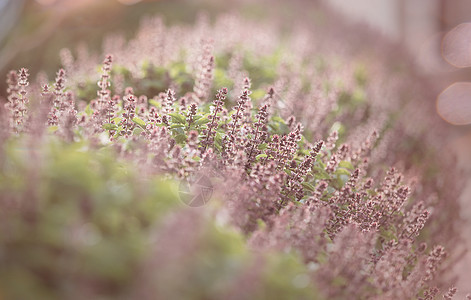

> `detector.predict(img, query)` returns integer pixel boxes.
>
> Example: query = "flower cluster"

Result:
[0,11,465,300]
[201,87,227,152]
[5,68,29,133]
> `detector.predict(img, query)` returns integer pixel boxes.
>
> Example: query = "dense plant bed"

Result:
[0,13,465,299]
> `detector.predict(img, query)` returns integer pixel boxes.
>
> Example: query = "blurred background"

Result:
[2,0,471,113]
[1,0,471,295]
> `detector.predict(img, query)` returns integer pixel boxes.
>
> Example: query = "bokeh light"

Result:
[442,23,471,68]
[417,32,457,73]
[437,82,471,125]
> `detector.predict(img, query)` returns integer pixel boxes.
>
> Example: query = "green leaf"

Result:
[103,123,118,130]
[312,168,330,180]
[256,153,268,160]
[251,89,266,100]
[338,161,354,170]
[271,116,286,124]
[301,182,316,192]
[149,99,161,107]
[334,168,351,176]
[258,143,268,150]
[214,132,223,152]
[169,112,187,124]
[195,116,210,126]
[48,126,59,133]
[133,127,143,136]
[171,127,184,135]
[174,134,187,144]
[170,124,185,129]
[256,219,267,230]
[132,117,146,127]
[85,105,93,116]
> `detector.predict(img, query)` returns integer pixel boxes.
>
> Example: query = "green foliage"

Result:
[0,137,321,299]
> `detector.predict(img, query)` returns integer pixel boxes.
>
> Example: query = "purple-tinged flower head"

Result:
[18,68,29,89]
[54,69,66,96]
[316,180,329,195]
[282,142,321,203]
[325,130,338,152]
[250,202,330,264]
[161,115,170,127]
[353,130,379,164]
[312,140,324,156]
[59,93,78,142]
[315,225,376,299]
[245,104,270,170]
[53,69,66,109]
[396,185,410,204]
[148,102,161,125]
[261,87,275,110]
[418,287,439,300]
[6,71,19,101]
[363,177,374,190]
[307,180,329,207]
[229,82,251,137]
[124,87,134,96]
[147,126,173,162]
[102,94,120,133]
[263,134,280,163]
[179,97,187,111]
[286,115,296,130]
[234,161,285,231]
[222,84,252,165]
[336,143,350,161]
[137,95,148,116]
[377,167,402,197]
[7,68,30,133]
[418,242,427,253]
[193,39,214,102]
[47,109,59,126]
[201,88,227,152]
[401,201,430,240]
[423,245,447,283]
[41,84,51,97]
[102,54,112,73]
[373,238,414,294]
[273,123,302,171]
[325,153,339,173]
[164,89,176,115]
[254,105,269,131]
[443,286,457,300]
[243,77,251,90]
[47,69,70,129]
[4,71,20,131]
[187,130,199,150]
[186,103,198,129]
[120,92,137,137]
[241,78,253,124]
[347,168,360,188]
[40,84,55,126]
